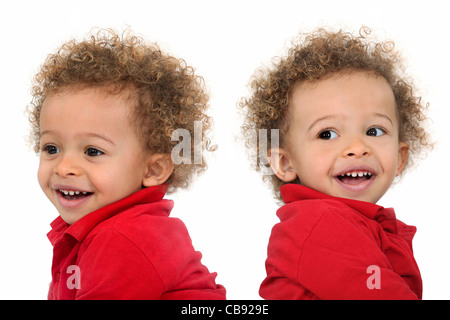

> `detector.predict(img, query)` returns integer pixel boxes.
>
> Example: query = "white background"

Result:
[0,0,448,300]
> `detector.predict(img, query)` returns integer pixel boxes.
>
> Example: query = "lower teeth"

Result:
[338,175,371,183]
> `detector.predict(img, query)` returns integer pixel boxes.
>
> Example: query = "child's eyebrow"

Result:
[308,114,340,132]
[40,130,52,138]
[83,132,116,146]
[39,130,115,146]
[373,113,394,126]
[308,113,394,132]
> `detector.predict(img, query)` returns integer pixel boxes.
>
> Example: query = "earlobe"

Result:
[396,142,410,176]
[142,153,174,187]
[269,148,298,182]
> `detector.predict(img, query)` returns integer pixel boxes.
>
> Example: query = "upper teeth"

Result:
[59,189,87,195]
[339,171,372,177]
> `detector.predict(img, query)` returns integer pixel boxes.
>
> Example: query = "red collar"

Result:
[280,184,398,234]
[48,185,170,245]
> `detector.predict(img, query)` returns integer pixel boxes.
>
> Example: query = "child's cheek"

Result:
[37,162,48,191]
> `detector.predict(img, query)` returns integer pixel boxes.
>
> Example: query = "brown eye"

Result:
[366,128,385,137]
[85,147,103,157]
[318,130,338,140]
[43,145,60,154]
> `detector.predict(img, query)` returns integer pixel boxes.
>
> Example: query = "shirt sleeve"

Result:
[260,208,419,300]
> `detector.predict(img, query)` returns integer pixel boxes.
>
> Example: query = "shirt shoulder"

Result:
[271,198,379,252]
[277,198,371,227]
[79,202,202,285]
[84,201,193,256]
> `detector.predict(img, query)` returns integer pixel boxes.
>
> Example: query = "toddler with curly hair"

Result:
[240,27,432,299]
[28,29,225,300]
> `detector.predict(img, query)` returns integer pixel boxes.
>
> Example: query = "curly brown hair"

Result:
[240,26,432,200]
[27,28,212,193]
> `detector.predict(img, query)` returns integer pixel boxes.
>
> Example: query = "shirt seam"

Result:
[295,208,330,283]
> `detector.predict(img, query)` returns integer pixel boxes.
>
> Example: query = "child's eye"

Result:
[85,147,104,157]
[43,145,60,155]
[318,130,338,140]
[366,127,385,137]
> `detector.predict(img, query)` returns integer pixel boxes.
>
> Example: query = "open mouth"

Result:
[336,171,374,186]
[58,189,93,200]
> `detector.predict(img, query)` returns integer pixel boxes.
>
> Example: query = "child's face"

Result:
[272,71,409,203]
[38,88,154,224]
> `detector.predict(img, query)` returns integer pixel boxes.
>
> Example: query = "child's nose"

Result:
[343,137,371,158]
[54,154,81,177]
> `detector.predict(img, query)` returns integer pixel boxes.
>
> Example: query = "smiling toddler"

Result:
[28,29,225,299]
[241,27,432,299]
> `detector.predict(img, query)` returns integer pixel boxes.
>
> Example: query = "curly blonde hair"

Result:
[240,27,432,200]
[27,28,212,193]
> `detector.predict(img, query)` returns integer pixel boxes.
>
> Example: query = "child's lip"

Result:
[334,165,377,193]
[55,190,94,209]
[52,184,94,209]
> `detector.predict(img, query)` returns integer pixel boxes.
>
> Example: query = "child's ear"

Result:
[396,142,410,176]
[142,153,174,187]
[269,148,298,182]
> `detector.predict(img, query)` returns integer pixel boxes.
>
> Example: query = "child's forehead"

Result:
[288,71,397,122]
[40,85,152,148]
[41,86,137,130]
[43,85,137,114]
[291,71,393,102]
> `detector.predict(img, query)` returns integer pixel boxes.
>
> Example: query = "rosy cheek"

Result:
[37,164,48,190]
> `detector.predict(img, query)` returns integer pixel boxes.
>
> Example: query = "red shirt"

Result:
[260,184,422,300]
[47,185,226,300]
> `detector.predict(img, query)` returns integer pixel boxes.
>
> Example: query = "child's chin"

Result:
[58,212,82,225]
[334,190,379,203]
[57,208,93,225]
[326,189,371,203]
